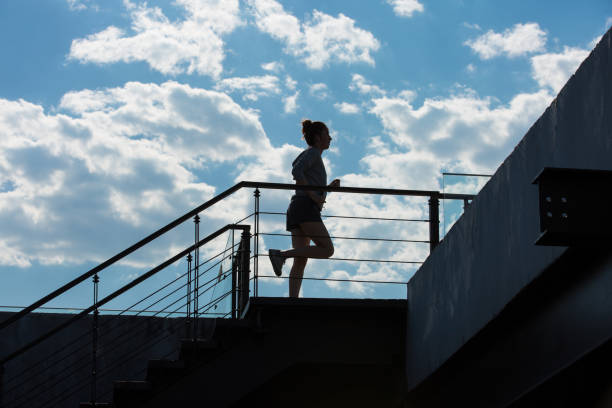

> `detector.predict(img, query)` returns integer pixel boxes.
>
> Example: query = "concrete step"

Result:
[146,359,186,388]
[178,338,219,362]
[112,380,152,407]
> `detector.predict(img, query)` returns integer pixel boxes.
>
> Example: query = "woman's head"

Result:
[301,119,330,148]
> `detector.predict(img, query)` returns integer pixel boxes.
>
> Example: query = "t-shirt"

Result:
[291,146,327,199]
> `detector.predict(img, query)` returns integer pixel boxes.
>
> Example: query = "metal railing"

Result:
[245,182,473,297]
[0,181,474,407]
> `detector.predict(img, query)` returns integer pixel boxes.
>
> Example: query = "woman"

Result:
[268,120,340,298]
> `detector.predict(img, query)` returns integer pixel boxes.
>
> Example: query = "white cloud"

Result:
[283,91,300,113]
[464,22,547,59]
[309,83,329,99]
[0,81,282,267]
[366,87,553,176]
[590,35,603,50]
[386,0,424,18]
[0,239,31,268]
[261,61,283,72]
[466,63,476,73]
[67,0,90,11]
[69,0,243,78]
[530,46,589,93]
[214,75,281,101]
[463,22,482,31]
[349,74,386,96]
[248,0,380,69]
[285,75,297,90]
[334,102,360,114]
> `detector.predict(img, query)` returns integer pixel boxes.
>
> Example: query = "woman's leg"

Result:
[284,221,334,297]
[282,221,334,260]
[270,221,334,297]
[288,228,309,298]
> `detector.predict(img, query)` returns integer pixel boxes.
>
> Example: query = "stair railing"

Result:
[0,181,475,407]
[1,223,250,408]
[0,181,473,334]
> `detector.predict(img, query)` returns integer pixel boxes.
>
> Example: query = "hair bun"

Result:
[301,119,312,136]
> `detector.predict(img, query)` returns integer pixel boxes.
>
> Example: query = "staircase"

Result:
[82,297,407,407]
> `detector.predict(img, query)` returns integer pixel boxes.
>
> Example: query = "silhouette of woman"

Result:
[269,120,340,298]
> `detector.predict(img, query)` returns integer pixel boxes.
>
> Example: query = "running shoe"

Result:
[269,249,284,277]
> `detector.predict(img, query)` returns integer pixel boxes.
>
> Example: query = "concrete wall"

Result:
[0,312,214,407]
[406,27,612,391]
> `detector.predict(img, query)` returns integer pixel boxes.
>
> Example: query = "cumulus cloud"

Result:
[283,91,300,113]
[247,0,380,69]
[386,0,424,18]
[349,73,386,96]
[368,88,553,171]
[285,75,297,90]
[69,0,243,78]
[530,46,589,93]
[463,22,482,31]
[309,83,329,99]
[261,61,283,72]
[0,81,279,267]
[214,75,281,101]
[334,102,360,114]
[464,22,547,59]
[67,0,96,11]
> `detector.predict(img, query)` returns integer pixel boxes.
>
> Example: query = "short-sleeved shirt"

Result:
[291,146,327,200]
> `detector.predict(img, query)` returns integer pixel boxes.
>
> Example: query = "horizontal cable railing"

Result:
[256,275,409,286]
[258,210,429,223]
[260,232,429,243]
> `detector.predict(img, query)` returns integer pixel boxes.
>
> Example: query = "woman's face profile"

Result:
[317,128,331,150]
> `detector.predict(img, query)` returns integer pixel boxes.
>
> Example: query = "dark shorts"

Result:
[286,195,322,231]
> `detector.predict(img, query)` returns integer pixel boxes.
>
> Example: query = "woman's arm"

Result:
[295,178,325,209]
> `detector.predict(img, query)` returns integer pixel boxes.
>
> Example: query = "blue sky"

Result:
[0,0,610,308]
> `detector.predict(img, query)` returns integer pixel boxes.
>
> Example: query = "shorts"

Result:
[286,195,322,231]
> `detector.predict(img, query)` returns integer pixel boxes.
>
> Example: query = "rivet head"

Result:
[547,212,553,217]
[546,196,552,202]
[561,213,568,218]
[561,197,567,203]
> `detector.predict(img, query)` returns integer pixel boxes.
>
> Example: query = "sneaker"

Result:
[269,249,285,277]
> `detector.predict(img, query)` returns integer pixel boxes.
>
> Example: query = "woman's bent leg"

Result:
[283,221,334,260]
[289,228,309,298]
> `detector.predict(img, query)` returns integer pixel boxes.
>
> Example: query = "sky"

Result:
[0,0,610,310]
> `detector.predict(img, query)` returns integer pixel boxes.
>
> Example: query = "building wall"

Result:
[406,28,612,391]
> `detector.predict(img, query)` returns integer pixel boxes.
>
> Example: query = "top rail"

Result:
[0,181,474,332]
[241,181,474,200]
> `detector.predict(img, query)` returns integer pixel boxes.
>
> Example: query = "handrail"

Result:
[0,181,474,332]
[0,182,245,332]
[0,224,250,365]
[240,181,474,200]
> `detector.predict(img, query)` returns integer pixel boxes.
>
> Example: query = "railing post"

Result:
[253,189,260,298]
[186,253,192,337]
[231,229,237,319]
[429,193,440,252]
[91,272,99,405]
[238,228,251,318]
[193,215,200,340]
